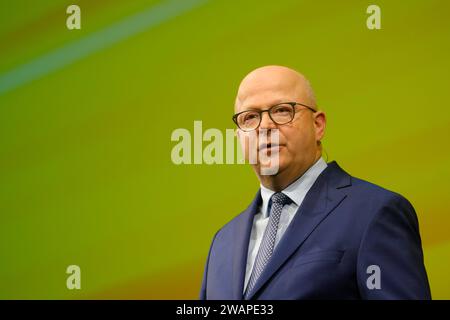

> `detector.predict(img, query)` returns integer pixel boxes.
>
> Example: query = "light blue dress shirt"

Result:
[243,157,328,291]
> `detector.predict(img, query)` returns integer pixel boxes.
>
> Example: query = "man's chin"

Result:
[254,161,287,176]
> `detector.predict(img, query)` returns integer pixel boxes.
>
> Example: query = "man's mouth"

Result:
[259,143,282,151]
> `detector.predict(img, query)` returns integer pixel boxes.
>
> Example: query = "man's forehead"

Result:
[236,94,291,111]
[235,84,304,111]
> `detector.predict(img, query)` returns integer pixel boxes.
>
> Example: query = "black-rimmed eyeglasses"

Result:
[232,102,316,132]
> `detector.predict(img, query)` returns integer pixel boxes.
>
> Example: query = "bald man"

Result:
[200,66,431,300]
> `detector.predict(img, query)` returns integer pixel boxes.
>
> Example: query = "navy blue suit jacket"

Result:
[200,161,431,299]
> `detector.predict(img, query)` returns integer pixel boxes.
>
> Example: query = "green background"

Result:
[1,0,449,299]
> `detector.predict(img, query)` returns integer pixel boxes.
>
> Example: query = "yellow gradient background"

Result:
[0,0,449,299]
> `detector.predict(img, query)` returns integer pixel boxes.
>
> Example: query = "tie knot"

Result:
[271,192,291,206]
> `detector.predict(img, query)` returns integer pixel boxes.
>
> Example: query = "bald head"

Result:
[235,65,316,112]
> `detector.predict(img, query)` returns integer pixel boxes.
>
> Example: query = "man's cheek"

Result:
[238,132,258,163]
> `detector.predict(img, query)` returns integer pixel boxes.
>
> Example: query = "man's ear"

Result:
[314,111,326,141]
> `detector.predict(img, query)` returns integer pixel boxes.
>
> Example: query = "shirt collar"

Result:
[259,157,328,217]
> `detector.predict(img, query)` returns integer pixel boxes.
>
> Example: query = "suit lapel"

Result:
[231,190,262,299]
[245,161,352,299]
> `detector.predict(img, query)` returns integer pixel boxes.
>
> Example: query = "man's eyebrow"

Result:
[239,105,261,111]
[240,100,288,111]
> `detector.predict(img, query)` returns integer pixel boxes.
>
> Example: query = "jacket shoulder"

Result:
[350,175,414,207]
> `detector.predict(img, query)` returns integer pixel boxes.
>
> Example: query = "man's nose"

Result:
[259,111,277,130]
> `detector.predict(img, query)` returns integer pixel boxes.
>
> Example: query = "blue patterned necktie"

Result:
[244,192,292,299]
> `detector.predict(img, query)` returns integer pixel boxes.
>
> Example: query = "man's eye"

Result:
[274,107,290,113]
[244,113,258,121]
